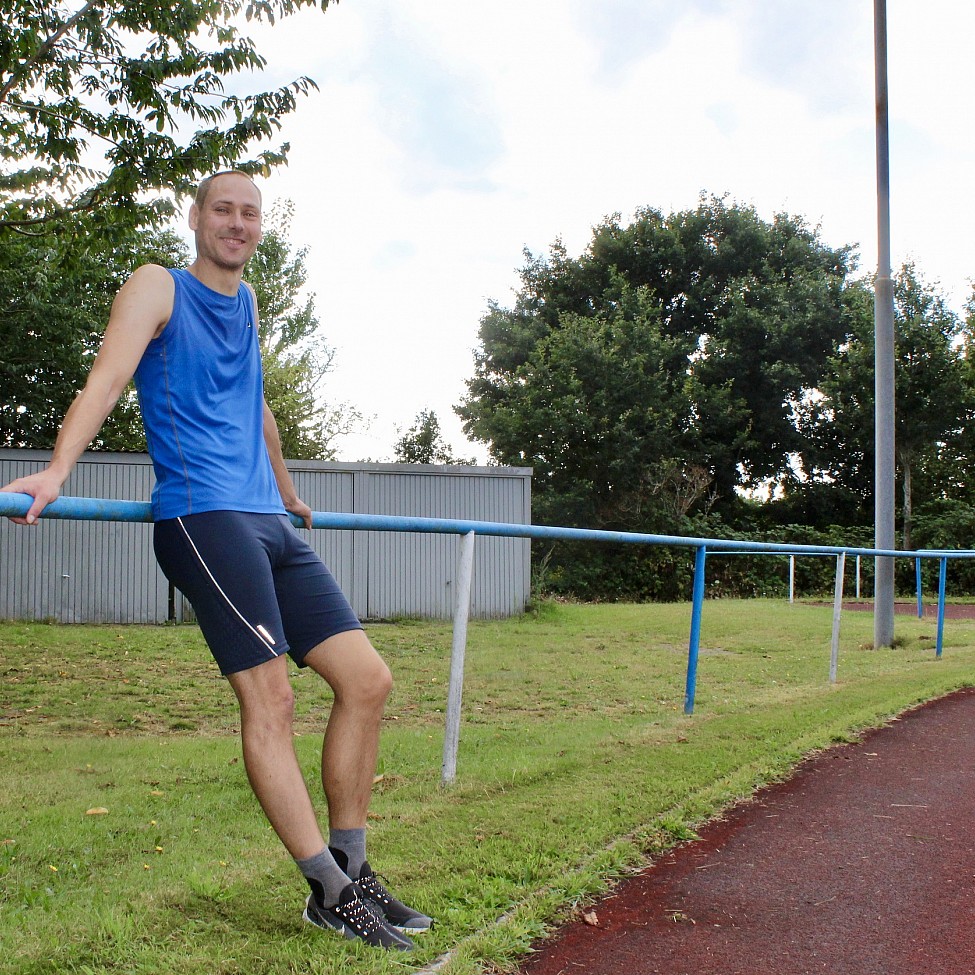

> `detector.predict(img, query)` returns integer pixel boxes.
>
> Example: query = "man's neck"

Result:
[187,259,245,297]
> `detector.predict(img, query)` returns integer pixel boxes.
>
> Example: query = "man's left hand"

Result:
[285,498,313,530]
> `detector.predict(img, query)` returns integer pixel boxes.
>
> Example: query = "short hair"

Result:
[194,171,262,210]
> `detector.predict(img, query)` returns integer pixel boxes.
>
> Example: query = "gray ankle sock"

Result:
[329,827,367,880]
[295,846,350,908]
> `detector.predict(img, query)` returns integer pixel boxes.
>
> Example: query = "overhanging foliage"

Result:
[0,0,335,232]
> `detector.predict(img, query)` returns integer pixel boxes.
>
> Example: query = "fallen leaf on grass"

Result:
[86,807,109,816]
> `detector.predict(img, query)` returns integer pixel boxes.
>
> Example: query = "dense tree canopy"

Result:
[461,282,703,529]
[0,0,334,233]
[459,196,856,529]
[458,197,975,598]
[795,264,974,548]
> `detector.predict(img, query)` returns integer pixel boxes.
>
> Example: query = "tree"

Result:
[924,298,975,509]
[461,280,710,532]
[394,409,474,465]
[247,200,362,460]
[888,267,972,548]
[0,223,189,449]
[459,196,856,526]
[797,264,973,548]
[0,0,333,233]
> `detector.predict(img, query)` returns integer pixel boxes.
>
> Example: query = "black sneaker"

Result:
[302,882,414,951]
[356,860,434,932]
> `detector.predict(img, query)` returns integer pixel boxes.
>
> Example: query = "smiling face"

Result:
[188,172,263,275]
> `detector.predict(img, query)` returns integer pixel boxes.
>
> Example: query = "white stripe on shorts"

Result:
[176,516,281,656]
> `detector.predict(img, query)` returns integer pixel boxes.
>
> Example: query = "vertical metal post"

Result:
[915,557,923,618]
[684,545,707,715]
[936,556,947,659]
[830,552,846,683]
[873,0,896,649]
[856,555,862,600]
[441,531,476,786]
[789,555,795,603]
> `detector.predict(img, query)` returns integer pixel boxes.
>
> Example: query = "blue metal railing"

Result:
[0,492,926,553]
[2,492,971,783]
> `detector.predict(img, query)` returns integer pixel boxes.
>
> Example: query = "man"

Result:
[0,171,431,951]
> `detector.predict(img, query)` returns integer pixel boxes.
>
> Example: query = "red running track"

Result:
[516,687,975,975]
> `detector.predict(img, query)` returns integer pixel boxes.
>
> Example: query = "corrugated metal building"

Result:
[0,450,531,623]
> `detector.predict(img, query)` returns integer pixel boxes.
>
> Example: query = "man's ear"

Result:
[188,203,199,231]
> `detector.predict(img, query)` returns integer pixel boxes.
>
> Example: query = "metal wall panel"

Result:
[0,451,165,622]
[0,452,531,622]
[358,466,531,619]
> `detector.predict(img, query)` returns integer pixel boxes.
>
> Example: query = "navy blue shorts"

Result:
[153,510,362,676]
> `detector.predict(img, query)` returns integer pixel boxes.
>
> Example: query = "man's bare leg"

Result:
[227,654,328,859]
[227,632,390,862]
[228,630,427,940]
[226,649,389,934]
[302,629,392,830]
[303,630,433,933]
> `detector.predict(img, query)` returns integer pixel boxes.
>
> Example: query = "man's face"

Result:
[189,174,263,272]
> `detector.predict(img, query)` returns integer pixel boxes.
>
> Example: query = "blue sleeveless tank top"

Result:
[134,268,285,520]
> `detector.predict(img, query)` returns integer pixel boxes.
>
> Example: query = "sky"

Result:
[214,0,975,463]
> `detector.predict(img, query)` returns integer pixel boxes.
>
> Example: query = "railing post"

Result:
[915,557,923,618]
[788,555,795,603]
[684,545,707,715]
[936,556,947,659]
[830,551,846,683]
[441,530,476,786]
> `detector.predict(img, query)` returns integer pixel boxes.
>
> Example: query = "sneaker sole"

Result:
[392,919,433,933]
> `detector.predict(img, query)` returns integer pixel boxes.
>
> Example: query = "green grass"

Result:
[2,600,974,974]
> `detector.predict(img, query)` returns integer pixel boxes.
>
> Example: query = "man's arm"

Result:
[263,400,313,529]
[1,264,175,524]
[243,281,313,530]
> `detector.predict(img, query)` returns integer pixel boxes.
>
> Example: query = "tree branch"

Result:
[0,196,101,230]
[0,1,103,106]
[5,94,126,153]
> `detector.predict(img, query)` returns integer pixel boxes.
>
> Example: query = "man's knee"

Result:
[305,630,393,708]
[334,653,393,711]
[369,657,394,704]
[230,663,297,731]
[261,681,297,720]
[337,655,392,710]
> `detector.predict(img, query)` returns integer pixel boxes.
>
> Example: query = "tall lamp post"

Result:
[874,0,896,647]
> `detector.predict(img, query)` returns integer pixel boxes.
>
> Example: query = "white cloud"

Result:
[216,0,975,463]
